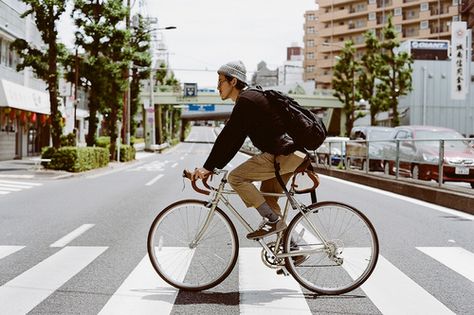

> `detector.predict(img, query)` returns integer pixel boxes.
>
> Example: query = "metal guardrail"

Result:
[319,138,474,189]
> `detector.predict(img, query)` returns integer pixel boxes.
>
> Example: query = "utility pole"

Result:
[123,0,131,145]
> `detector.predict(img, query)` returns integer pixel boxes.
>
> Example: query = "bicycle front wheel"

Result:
[147,199,239,291]
[284,201,379,295]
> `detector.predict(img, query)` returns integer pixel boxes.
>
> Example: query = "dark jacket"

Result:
[203,88,297,171]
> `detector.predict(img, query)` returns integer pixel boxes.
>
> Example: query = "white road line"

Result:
[50,224,95,248]
[0,246,107,314]
[0,246,25,260]
[343,250,455,315]
[0,183,33,189]
[320,175,474,221]
[171,163,178,168]
[0,186,22,192]
[99,248,192,315]
[145,174,164,186]
[0,175,34,179]
[239,248,311,315]
[417,247,474,282]
[0,180,42,186]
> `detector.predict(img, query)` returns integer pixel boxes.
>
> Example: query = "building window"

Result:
[395,24,402,33]
[420,3,429,11]
[306,66,314,73]
[453,15,460,21]
[369,0,376,4]
[307,40,314,47]
[356,4,365,11]
[452,0,459,5]
[307,27,315,34]
[307,14,316,21]
[394,7,402,16]
[369,12,376,20]
[307,52,315,59]
[420,20,429,29]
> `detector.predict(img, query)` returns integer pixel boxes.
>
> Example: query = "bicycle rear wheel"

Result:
[147,199,239,291]
[284,201,379,295]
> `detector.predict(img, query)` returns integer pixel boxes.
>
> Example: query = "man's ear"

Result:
[231,77,237,87]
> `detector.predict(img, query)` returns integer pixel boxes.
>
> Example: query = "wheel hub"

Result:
[326,239,344,265]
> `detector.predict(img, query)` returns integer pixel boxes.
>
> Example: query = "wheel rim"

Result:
[148,202,237,290]
[285,202,378,294]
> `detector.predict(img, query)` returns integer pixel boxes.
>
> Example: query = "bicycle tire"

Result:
[147,199,239,291]
[284,201,379,295]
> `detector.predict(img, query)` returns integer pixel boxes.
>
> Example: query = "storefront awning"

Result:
[0,79,50,115]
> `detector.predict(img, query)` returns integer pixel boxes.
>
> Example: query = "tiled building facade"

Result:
[304,0,461,88]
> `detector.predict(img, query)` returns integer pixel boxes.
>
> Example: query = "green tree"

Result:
[129,14,151,137]
[332,40,361,136]
[378,15,413,126]
[72,0,131,160]
[11,0,68,149]
[358,31,385,125]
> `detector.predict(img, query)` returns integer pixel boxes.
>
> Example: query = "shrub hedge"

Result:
[43,146,109,172]
[119,145,135,162]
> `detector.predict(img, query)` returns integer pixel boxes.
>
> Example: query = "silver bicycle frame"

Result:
[189,170,329,259]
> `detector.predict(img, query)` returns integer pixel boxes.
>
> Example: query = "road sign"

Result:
[188,104,215,111]
[183,83,198,97]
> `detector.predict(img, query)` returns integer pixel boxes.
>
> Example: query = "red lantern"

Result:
[9,109,16,121]
[31,113,37,123]
[20,111,27,124]
[40,114,47,126]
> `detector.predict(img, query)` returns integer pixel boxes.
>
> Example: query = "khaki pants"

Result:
[228,152,305,215]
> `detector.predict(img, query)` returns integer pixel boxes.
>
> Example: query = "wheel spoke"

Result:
[148,201,238,291]
[286,202,378,295]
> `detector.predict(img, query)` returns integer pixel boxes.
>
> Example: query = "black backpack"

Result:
[253,87,327,151]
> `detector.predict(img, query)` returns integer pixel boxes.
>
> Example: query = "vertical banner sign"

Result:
[451,21,467,100]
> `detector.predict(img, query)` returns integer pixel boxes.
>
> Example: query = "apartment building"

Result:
[303,0,461,88]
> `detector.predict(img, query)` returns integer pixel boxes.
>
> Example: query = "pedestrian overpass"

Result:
[141,91,346,141]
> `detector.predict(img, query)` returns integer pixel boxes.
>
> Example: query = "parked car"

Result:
[315,137,349,166]
[382,125,474,188]
[346,126,394,171]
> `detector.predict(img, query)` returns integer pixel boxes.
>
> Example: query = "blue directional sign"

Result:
[188,104,215,111]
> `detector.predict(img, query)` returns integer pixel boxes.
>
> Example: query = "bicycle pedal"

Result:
[276,268,290,276]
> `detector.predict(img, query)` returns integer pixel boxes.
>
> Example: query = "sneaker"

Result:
[246,218,287,240]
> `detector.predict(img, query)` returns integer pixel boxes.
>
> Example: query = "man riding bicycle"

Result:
[191,60,307,240]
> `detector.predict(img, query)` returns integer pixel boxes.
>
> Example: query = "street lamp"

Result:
[147,26,177,146]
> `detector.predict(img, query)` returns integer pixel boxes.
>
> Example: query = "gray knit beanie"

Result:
[217,60,247,83]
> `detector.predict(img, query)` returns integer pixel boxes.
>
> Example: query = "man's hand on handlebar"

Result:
[191,167,212,181]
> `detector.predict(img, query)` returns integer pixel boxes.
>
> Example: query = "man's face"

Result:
[217,74,232,100]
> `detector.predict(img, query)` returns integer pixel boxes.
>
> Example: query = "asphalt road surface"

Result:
[0,126,473,315]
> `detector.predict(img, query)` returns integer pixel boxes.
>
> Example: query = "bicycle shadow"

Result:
[136,287,366,306]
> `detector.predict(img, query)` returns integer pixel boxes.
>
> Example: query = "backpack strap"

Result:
[273,154,318,209]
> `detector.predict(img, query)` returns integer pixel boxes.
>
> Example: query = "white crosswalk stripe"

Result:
[0,246,107,314]
[344,251,454,315]
[99,247,193,315]
[417,247,474,282]
[0,179,43,196]
[0,246,472,313]
[0,246,25,260]
[239,248,312,314]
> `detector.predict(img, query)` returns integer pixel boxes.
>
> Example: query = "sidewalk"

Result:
[0,151,155,180]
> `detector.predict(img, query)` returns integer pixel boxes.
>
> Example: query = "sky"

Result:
[58,0,316,88]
